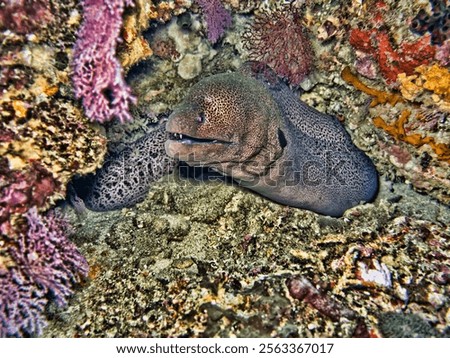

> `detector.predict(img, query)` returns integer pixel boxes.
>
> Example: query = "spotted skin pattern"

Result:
[166,67,378,216]
[82,67,378,216]
[82,124,176,211]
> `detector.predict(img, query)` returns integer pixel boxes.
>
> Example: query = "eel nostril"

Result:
[197,112,206,124]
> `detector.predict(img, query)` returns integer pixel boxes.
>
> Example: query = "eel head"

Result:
[165,73,284,180]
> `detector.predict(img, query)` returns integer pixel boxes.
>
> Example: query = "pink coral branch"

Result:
[72,0,136,123]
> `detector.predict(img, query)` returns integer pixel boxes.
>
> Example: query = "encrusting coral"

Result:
[0,92,107,235]
[347,0,437,85]
[349,28,436,85]
[373,110,450,163]
[342,67,450,164]
[397,64,450,112]
[119,0,191,68]
[341,66,403,107]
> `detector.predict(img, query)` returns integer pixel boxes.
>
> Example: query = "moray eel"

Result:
[166,65,378,216]
[79,123,176,211]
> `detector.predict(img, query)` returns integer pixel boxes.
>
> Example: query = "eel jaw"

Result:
[167,132,233,145]
[165,132,234,162]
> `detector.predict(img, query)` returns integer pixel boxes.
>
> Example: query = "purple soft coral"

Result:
[0,0,52,34]
[196,0,232,44]
[72,0,136,123]
[0,208,88,337]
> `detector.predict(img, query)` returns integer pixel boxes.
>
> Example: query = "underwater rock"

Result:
[177,53,203,79]
[378,312,438,338]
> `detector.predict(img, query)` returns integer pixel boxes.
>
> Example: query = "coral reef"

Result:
[42,0,447,339]
[222,0,259,14]
[118,0,192,68]
[42,175,450,338]
[435,40,450,65]
[0,0,108,230]
[341,67,449,202]
[342,0,444,85]
[349,28,436,85]
[397,64,450,112]
[1,0,449,340]
[243,5,314,86]
[0,0,52,34]
[0,160,60,237]
[151,36,180,61]
[378,312,438,338]
[373,110,450,163]
[341,67,403,107]
[0,95,107,235]
[0,0,107,337]
[343,66,449,163]
[125,2,236,120]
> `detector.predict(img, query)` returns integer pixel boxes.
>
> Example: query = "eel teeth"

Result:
[171,133,183,140]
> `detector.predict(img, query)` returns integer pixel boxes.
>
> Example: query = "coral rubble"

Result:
[42,176,450,338]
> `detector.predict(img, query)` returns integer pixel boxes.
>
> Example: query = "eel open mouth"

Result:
[168,132,233,145]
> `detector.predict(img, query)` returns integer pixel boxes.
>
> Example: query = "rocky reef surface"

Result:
[44,173,449,337]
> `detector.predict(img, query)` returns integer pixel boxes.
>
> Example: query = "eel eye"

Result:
[196,112,206,124]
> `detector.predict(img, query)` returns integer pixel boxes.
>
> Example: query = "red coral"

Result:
[0,160,61,236]
[243,6,314,86]
[349,28,436,84]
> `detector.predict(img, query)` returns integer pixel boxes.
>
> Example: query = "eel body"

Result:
[80,66,378,216]
[165,66,378,216]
